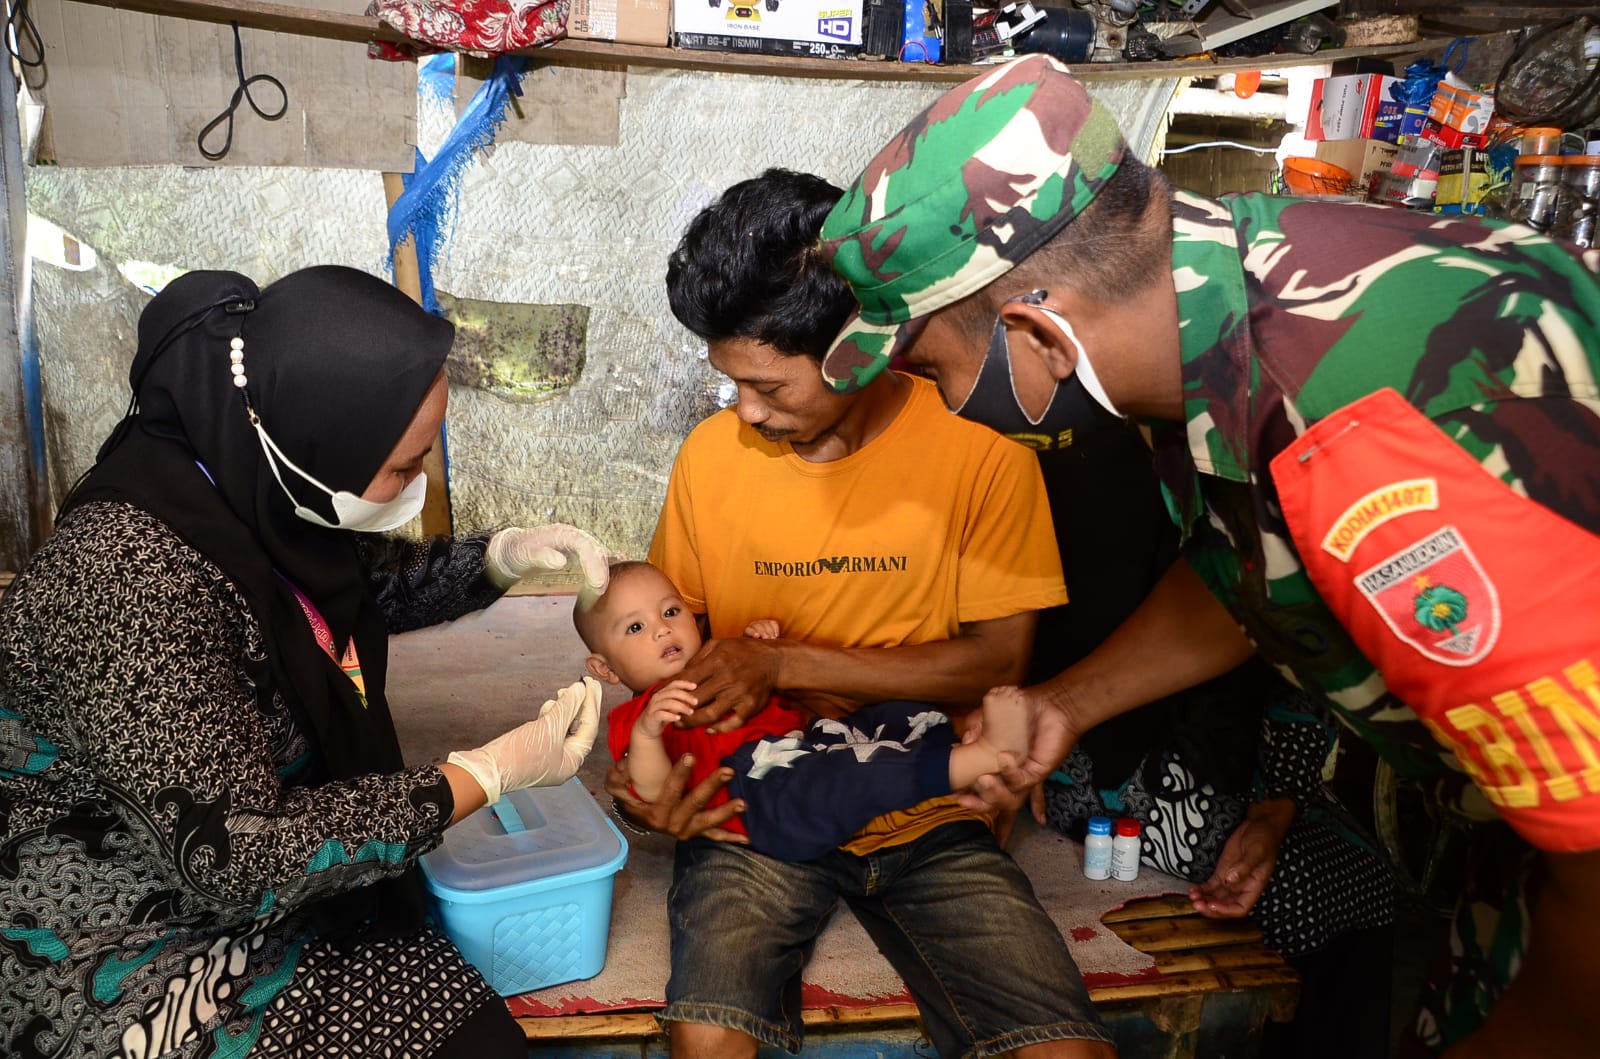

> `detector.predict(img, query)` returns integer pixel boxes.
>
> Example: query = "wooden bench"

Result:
[516,893,1299,1058]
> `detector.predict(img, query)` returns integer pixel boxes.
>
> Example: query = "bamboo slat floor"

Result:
[514,893,1299,1049]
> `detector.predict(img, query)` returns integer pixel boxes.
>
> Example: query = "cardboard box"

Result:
[1397,106,1429,142]
[1435,146,1492,215]
[1314,138,1401,199]
[1427,80,1495,136]
[1307,73,1404,143]
[570,0,671,44]
[1419,118,1488,152]
[673,0,864,58]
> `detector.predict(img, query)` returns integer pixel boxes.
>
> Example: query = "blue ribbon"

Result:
[386,54,531,315]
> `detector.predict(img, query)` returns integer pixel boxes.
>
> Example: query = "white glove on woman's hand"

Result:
[485,524,610,593]
[446,677,602,805]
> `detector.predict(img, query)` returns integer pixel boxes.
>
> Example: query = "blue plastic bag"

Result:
[1392,37,1473,108]
[901,0,942,62]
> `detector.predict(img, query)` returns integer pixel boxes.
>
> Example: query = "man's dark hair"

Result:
[666,168,856,361]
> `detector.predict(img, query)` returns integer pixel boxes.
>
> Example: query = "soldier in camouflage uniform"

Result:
[818,54,1600,1058]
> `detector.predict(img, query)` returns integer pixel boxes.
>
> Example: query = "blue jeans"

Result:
[663,821,1111,1057]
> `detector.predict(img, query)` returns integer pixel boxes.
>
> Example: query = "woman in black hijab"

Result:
[0,266,606,1059]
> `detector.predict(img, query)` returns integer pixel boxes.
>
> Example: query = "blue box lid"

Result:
[422,778,625,893]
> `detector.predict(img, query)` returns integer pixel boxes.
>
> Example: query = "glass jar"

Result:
[1557,155,1600,247]
[1517,126,1565,156]
[1508,155,1567,231]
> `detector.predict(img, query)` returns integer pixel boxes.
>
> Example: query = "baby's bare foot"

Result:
[977,686,1032,765]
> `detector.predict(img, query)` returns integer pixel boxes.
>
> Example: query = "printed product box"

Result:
[1397,105,1429,142]
[1435,146,1492,215]
[1427,80,1495,136]
[1419,117,1488,152]
[1314,138,1401,199]
[570,0,671,44]
[1307,73,1404,142]
[673,0,865,57]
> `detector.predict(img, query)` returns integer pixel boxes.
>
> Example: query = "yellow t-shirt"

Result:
[649,373,1068,854]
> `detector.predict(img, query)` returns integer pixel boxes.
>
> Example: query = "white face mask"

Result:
[252,417,428,533]
[1034,305,1124,420]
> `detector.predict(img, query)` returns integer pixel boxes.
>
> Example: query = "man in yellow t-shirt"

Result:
[612,168,1116,1059]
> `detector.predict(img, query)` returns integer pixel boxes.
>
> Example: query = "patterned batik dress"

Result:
[1,502,506,1059]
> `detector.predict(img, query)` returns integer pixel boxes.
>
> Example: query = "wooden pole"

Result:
[0,59,50,570]
[383,170,452,538]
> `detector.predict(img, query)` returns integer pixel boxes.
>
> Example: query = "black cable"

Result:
[1494,13,1600,132]
[6,0,44,68]
[197,21,288,162]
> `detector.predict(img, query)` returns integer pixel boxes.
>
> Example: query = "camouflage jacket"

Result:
[1150,191,1600,777]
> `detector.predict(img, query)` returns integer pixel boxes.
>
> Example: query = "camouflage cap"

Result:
[819,54,1126,393]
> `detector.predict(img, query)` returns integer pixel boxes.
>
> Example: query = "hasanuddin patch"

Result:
[1354,525,1501,667]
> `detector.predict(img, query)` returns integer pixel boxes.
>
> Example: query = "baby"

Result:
[575,560,1030,860]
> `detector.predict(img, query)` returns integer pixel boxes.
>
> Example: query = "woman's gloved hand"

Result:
[485,524,610,594]
[447,677,602,805]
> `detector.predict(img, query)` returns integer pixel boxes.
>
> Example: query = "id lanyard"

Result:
[280,576,367,708]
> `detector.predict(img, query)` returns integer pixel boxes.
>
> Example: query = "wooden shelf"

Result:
[65,0,401,44]
[64,0,1442,82]
[535,36,1445,83]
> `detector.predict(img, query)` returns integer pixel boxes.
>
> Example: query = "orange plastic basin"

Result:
[1283,156,1355,196]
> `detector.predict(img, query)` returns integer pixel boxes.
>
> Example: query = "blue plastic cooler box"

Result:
[420,778,628,996]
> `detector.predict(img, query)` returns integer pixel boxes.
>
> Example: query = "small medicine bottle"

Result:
[1083,816,1113,881]
[1112,818,1142,881]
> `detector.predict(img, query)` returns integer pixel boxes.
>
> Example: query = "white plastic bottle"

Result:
[1112,817,1142,881]
[1083,816,1113,881]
